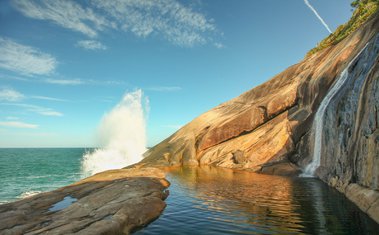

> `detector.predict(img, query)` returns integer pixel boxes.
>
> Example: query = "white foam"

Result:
[82,90,148,176]
[19,190,41,199]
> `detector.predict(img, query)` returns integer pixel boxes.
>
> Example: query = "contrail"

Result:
[304,0,332,34]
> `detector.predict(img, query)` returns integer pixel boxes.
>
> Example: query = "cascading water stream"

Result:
[81,90,148,176]
[302,44,368,176]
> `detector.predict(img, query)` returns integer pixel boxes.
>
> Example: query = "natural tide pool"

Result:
[135,166,379,235]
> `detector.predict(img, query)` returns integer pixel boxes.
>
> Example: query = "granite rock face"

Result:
[0,167,169,235]
[309,33,379,224]
[140,13,379,173]
[137,13,379,222]
[318,35,379,190]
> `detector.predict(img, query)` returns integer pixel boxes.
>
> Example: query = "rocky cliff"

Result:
[137,12,379,222]
[312,33,379,223]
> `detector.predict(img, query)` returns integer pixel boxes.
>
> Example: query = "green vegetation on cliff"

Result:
[307,0,379,56]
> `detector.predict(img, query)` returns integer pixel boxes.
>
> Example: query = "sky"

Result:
[0,0,353,148]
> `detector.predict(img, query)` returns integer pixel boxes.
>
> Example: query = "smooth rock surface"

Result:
[0,167,169,235]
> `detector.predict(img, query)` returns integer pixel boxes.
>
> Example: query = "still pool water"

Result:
[135,167,379,235]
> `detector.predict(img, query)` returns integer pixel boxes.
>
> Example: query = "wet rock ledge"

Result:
[0,167,169,235]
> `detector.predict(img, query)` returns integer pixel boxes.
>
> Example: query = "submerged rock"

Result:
[0,167,169,235]
[260,160,301,176]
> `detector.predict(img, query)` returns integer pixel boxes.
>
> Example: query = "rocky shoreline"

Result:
[0,167,169,235]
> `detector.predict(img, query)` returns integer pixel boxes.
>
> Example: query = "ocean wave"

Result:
[18,191,42,199]
[81,90,147,176]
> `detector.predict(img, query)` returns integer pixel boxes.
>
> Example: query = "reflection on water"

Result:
[135,166,379,235]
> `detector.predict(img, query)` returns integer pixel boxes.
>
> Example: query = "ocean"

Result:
[0,148,88,204]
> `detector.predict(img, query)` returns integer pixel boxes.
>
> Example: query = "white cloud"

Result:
[24,104,63,116]
[37,110,63,116]
[214,42,224,49]
[76,40,107,50]
[0,87,25,101]
[2,103,63,117]
[30,95,67,102]
[0,87,66,102]
[44,78,84,85]
[1,74,126,86]
[92,0,217,46]
[0,74,28,81]
[304,0,332,34]
[12,0,113,38]
[146,86,182,92]
[5,116,20,120]
[0,121,38,129]
[44,78,127,86]
[13,0,219,47]
[0,37,57,75]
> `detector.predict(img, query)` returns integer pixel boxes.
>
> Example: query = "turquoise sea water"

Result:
[0,148,88,204]
[1,149,379,234]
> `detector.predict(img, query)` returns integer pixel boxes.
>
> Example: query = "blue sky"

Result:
[0,0,353,147]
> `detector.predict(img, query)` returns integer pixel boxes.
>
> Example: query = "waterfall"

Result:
[302,45,368,176]
[81,90,148,176]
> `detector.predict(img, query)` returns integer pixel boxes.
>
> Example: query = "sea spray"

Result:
[302,44,368,176]
[82,90,148,176]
